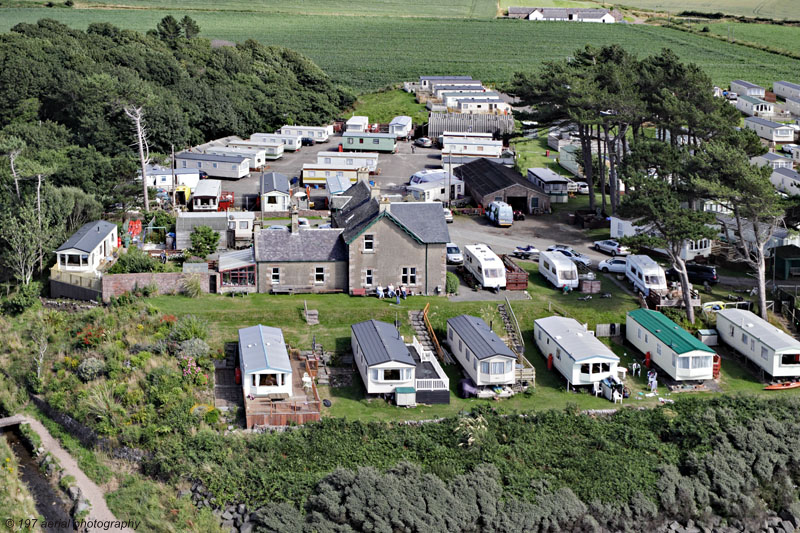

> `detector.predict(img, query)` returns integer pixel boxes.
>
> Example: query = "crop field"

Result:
[617,0,800,20]
[703,22,800,55]
[3,9,800,92]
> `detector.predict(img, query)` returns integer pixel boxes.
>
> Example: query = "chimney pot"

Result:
[291,204,299,233]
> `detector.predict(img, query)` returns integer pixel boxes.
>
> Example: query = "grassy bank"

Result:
[0,432,40,531]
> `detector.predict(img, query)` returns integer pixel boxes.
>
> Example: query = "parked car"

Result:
[593,239,630,256]
[301,137,316,146]
[666,263,719,285]
[318,223,332,229]
[297,217,310,228]
[576,182,590,195]
[443,207,454,223]
[446,243,464,264]
[546,245,592,266]
[513,210,526,221]
[414,137,433,148]
[598,258,627,274]
[198,170,209,179]
[782,143,799,154]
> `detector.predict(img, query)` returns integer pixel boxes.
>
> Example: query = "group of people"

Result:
[629,361,657,392]
[376,284,408,303]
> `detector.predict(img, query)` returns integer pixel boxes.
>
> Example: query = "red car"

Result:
[513,210,526,221]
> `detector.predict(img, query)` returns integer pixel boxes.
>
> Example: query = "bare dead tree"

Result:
[123,105,151,213]
[30,316,49,381]
[0,136,24,200]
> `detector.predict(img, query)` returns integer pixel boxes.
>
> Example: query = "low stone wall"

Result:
[101,272,210,302]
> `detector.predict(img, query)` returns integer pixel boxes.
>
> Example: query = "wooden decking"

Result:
[244,357,321,428]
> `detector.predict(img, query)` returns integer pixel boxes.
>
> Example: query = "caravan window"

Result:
[761,346,768,360]
[560,270,576,280]
[505,360,512,373]
[741,333,748,344]
[481,362,489,374]
[657,344,662,355]
[751,339,755,351]
[486,268,502,278]
[678,357,690,369]
[448,329,453,341]
[491,362,504,374]
[638,328,641,339]
[466,349,471,361]
[458,339,462,352]
[473,359,477,371]
[556,348,561,360]
[645,274,664,285]
[537,330,541,340]
[692,356,712,369]
[729,325,734,337]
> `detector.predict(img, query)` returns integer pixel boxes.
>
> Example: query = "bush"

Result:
[178,338,210,359]
[77,357,105,382]
[181,274,203,298]
[169,315,209,342]
[5,282,42,314]
[108,247,164,274]
[445,272,459,294]
[188,226,219,259]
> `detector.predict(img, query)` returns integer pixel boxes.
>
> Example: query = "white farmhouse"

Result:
[238,325,292,399]
[716,308,800,378]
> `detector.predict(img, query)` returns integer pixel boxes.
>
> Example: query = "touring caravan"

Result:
[625,255,667,295]
[538,251,579,289]
[486,201,513,227]
[463,244,506,290]
[716,308,800,378]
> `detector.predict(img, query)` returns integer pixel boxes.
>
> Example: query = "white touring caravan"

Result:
[716,308,800,378]
[463,244,507,290]
[539,251,579,289]
[625,255,667,295]
[486,201,513,227]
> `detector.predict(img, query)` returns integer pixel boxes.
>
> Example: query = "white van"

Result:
[464,244,506,290]
[625,255,667,295]
[539,251,579,289]
[486,201,513,227]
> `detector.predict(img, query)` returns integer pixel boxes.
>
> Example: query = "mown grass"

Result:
[350,90,428,126]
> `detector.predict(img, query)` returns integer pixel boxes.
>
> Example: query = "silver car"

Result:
[598,258,627,274]
[446,243,463,264]
[594,239,630,256]
[547,245,592,266]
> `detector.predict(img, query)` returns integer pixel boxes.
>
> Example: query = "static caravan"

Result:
[625,255,667,295]
[54,220,118,275]
[486,201,513,227]
[455,98,512,115]
[785,97,800,117]
[431,84,486,99]
[419,75,474,89]
[744,117,795,143]
[626,309,716,381]
[238,325,292,399]
[770,167,800,195]
[407,178,464,203]
[176,152,250,179]
[250,132,302,151]
[442,136,503,158]
[538,251,579,289]
[205,146,267,170]
[731,80,765,98]
[302,164,368,185]
[735,95,774,117]
[341,132,397,153]
[442,91,500,108]
[610,217,712,260]
[446,315,516,388]
[717,308,800,378]
[139,164,200,192]
[351,320,416,396]
[191,179,222,212]
[346,115,370,133]
[317,151,379,172]
[463,244,506,290]
[751,152,793,170]
[279,125,333,142]
[533,316,619,387]
[774,81,800,101]
[527,168,570,203]
[389,116,412,138]
[227,138,285,160]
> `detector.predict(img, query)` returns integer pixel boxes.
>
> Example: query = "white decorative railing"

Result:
[412,336,450,391]
[416,379,448,391]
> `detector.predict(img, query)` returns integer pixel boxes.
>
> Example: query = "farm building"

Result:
[427,113,515,139]
[341,132,397,153]
[176,152,250,180]
[225,138,285,160]
[218,248,257,294]
[446,315,516,388]
[626,309,716,381]
[260,172,291,213]
[279,125,333,142]
[389,116,413,138]
[407,176,464,203]
[345,116,370,133]
[205,146,267,170]
[527,167,570,203]
[770,167,800,195]
[751,151,793,170]
[773,81,800,101]
[317,151,379,172]
[249,133,301,151]
[238,324,292,400]
[610,216,712,260]
[744,117,795,143]
[735,95,774,117]
[454,158,550,214]
[54,220,117,275]
[442,135,503,158]
[526,7,620,22]
[191,179,222,211]
[716,308,800,378]
[731,80,766,98]
[302,163,369,185]
[533,316,620,387]
[139,164,200,192]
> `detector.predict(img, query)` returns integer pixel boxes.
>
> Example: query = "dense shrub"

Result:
[178,338,210,359]
[188,226,218,259]
[5,281,42,314]
[108,247,164,274]
[181,274,203,298]
[76,357,105,382]
[169,315,209,342]
[445,272,459,294]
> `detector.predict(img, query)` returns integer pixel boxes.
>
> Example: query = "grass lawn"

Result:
[510,133,567,175]
[350,90,428,126]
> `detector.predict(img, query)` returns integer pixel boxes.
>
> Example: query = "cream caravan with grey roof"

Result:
[716,308,800,378]
[279,125,333,142]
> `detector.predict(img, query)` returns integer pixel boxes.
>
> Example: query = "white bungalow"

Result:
[446,315,516,387]
[238,325,292,399]
[345,116,370,133]
[317,151,379,172]
[389,116,413,138]
[773,81,800,101]
[716,308,800,378]
[731,80,766,98]
[351,320,416,395]
[279,125,334,142]
[176,152,250,179]
[626,309,716,381]
[735,95,774,117]
[260,172,291,212]
[192,179,222,211]
[54,220,117,274]
[744,117,795,143]
[533,316,619,387]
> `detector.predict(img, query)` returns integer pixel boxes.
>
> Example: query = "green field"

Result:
[703,22,800,57]
[2,9,800,91]
[350,90,428,125]
[615,0,800,20]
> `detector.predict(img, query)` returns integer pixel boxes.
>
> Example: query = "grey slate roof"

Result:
[388,203,451,244]
[56,220,116,253]
[254,228,347,262]
[176,152,248,164]
[455,158,543,199]
[260,172,290,195]
[332,181,372,218]
[759,152,791,162]
[447,315,516,360]
[219,248,255,271]
[732,80,763,90]
[351,320,415,367]
[194,179,222,198]
[238,325,291,374]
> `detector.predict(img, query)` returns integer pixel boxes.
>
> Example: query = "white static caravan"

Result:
[455,98,512,115]
[176,152,250,179]
[785,97,800,117]
[774,81,800,101]
[716,308,800,378]
[191,179,222,212]
[226,138,285,160]
[610,216,712,260]
[317,151,379,172]
[204,146,267,170]
[407,177,464,203]
[527,167,570,203]
[463,244,506,290]
[731,80,766,98]
[626,309,717,381]
[441,91,500,108]
[139,164,200,192]
[538,251,579,289]
[301,163,368,185]
[446,315,516,388]
[625,255,667,295]
[744,117,795,143]
[54,220,118,275]
[533,316,619,387]
[345,116,370,133]
[441,136,503,158]
[238,325,293,399]
[279,125,334,142]
[735,95,774,117]
[351,320,416,396]
[770,167,800,195]
[249,132,302,151]
[751,151,793,170]
[431,85,487,100]
[389,116,412,138]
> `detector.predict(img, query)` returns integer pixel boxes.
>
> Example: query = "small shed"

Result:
[260,172,291,212]
[238,325,292,399]
[395,386,416,407]
[389,116,412,138]
[696,329,718,347]
[773,245,800,279]
[345,115,370,133]
[716,308,800,378]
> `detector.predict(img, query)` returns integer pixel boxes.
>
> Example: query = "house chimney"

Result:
[370,184,381,200]
[291,204,299,233]
[379,196,391,214]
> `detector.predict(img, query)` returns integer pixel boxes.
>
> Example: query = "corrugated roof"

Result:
[351,320,415,366]
[219,248,255,272]
[534,317,619,363]
[194,179,222,198]
[528,167,569,184]
[176,152,248,164]
[454,158,543,199]
[254,228,346,262]
[447,315,516,360]
[628,309,715,355]
[428,113,514,139]
[56,220,116,253]
[717,309,800,353]
[261,172,290,195]
[238,325,291,374]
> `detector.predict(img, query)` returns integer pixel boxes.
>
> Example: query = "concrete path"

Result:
[19,416,133,533]
[0,414,25,428]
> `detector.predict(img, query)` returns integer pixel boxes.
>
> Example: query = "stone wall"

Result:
[101,272,210,302]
